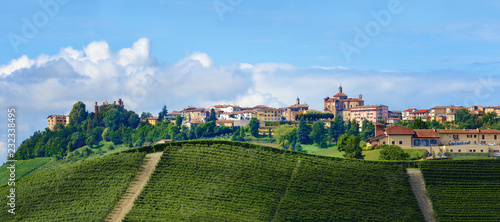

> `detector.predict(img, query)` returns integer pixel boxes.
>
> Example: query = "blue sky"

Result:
[1,0,500,162]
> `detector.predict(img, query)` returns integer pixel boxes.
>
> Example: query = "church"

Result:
[323,85,364,120]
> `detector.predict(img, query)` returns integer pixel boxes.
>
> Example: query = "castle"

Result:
[94,98,124,113]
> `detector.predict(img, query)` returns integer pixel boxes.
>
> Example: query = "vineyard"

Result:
[0,152,145,221]
[420,160,500,222]
[124,142,424,221]
[0,157,52,186]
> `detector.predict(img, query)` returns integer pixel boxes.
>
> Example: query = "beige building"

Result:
[485,106,500,116]
[285,97,309,121]
[349,105,389,124]
[255,107,284,122]
[430,106,447,119]
[367,125,500,153]
[324,85,364,119]
[47,115,69,130]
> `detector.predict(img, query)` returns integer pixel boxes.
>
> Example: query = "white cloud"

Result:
[0,55,35,77]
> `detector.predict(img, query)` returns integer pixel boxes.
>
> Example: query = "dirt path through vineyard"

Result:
[407,169,436,222]
[107,152,163,222]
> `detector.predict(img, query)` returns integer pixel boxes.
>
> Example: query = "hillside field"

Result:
[0,152,145,221]
[124,141,424,221]
[420,160,500,222]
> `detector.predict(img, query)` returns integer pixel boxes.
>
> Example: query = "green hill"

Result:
[124,141,424,221]
[0,157,52,187]
[420,160,500,222]
[0,152,145,221]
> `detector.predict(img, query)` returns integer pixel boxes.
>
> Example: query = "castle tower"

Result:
[359,94,362,100]
[339,84,343,93]
[94,102,98,114]
[296,97,300,105]
[118,98,123,106]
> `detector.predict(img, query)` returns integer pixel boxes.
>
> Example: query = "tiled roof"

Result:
[216,120,234,123]
[414,109,429,114]
[384,125,415,135]
[333,92,348,98]
[288,104,309,108]
[403,108,416,112]
[414,129,440,138]
[432,106,448,109]
[341,98,363,102]
[436,129,500,134]
[366,134,387,142]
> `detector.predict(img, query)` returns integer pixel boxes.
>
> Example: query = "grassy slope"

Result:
[125,142,424,221]
[0,152,145,222]
[0,158,52,186]
[420,160,500,222]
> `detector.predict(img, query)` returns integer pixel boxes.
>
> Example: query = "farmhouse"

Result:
[367,124,500,153]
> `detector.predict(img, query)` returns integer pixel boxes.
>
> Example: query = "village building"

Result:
[284,97,309,121]
[324,85,364,120]
[349,105,389,124]
[47,115,70,130]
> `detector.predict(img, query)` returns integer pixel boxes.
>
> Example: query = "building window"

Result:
[453,135,459,140]
[399,141,403,145]
[383,142,386,145]
[392,141,395,145]
[458,149,461,152]
[422,139,429,146]
[495,135,497,140]
[482,135,485,140]
[430,139,438,146]
[413,139,421,147]
[481,150,483,152]
[474,135,477,138]
[450,149,453,152]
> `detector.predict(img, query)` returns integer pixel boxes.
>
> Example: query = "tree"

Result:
[297,117,311,144]
[482,112,498,126]
[329,116,345,142]
[455,109,473,124]
[69,101,88,126]
[274,125,297,149]
[140,112,153,120]
[175,115,184,128]
[128,112,140,128]
[337,133,349,152]
[158,105,168,122]
[411,118,428,129]
[348,119,359,137]
[359,119,375,140]
[208,108,217,122]
[309,121,328,148]
[167,124,180,140]
[343,136,363,159]
[103,109,121,131]
[378,145,410,160]
[102,128,111,142]
[248,117,260,137]
[231,127,244,141]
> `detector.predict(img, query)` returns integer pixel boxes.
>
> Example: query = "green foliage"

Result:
[231,127,245,141]
[411,118,428,129]
[378,145,410,160]
[347,119,359,137]
[124,142,423,221]
[274,125,297,149]
[297,117,311,144]
[329,115,345,141]
[297,112,334,120]
[158,105,168,122]
[68,101,88,126]
[420,160,500,222]
[175,114,183,128]
[249,117,260,137]
[337,133,349,152]
[343,136,364,159]
[359,119,375,140]
[140,112,153,119]
[309,120,327,148]
[0,152,145,221]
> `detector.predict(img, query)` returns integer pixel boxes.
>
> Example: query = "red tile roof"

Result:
[384,125,415,135]
[414,109,429,114]
[333,92,348,98]
[403,108,416,112]
[413,129,440,138]
[436,129,500,134]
